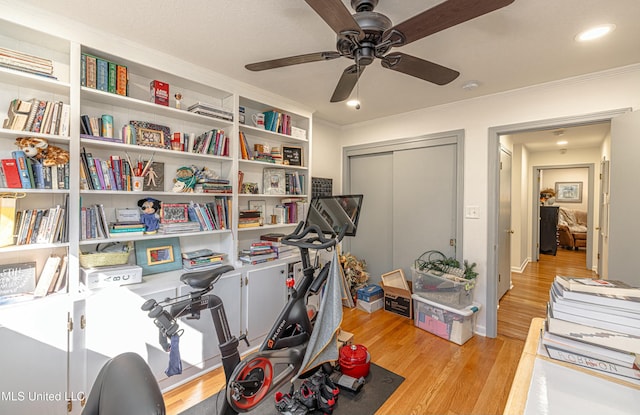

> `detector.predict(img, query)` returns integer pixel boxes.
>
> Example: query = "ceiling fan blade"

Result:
[305,0,363,39]
[330,64,365,103]
[381,52,459,85]
[245,51,341,71]
[385,0,515,46]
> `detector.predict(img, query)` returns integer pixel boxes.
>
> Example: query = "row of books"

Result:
[285,171,305,195]
[182,249,226,271]
[3,98,70,136]
[1,151,69,190]
[262,110,293,135]
[80,114,114,139]
[195,178,232,194]
[81,53,128,96]
[275,198,308,225]
[188,198,232,231]
[192,129,229,156]
[542,275,640,382]
[13,204,67,246]
[0,46,55,79]
[80,204,110,240]
[80,149,138,191]
[0,256,68,305]
[187,102,233,122]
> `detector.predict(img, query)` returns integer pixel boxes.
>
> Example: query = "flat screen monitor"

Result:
[305,195,364,237]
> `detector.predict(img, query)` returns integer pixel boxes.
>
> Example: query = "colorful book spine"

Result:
[85,54,97,89]
[116,65,127,96]
[108,61,117,94]
[1,159,22,188]
[96,58,108,91]
[11,151,32,189]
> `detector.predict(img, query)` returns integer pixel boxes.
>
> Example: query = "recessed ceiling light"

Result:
[557,140,568,145]
[346,99,360,109]
[575,24,616,42]
[462,80,481,91]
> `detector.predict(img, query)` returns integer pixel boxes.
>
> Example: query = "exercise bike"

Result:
[142,220,350,414]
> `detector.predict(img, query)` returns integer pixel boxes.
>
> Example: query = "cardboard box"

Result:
[356,284,383,302]
[356,297,383,313]
[150,80,169,106]
[412,294,480,345]
[380,281,413,319]
[337,329,354,348]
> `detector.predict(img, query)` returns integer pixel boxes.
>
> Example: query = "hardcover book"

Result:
[555,276,640,299]
[0,262,36,296]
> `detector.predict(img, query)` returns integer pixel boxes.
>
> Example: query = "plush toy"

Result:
[172,166,197,192]
[137,198,161,234]
[15,137,70,167]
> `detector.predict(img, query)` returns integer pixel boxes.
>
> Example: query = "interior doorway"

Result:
[486,108,628,338]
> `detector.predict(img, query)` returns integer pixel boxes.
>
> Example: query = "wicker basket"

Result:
[79,242,133,268]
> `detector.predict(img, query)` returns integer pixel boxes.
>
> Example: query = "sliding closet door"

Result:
[393,144,457,279]
[345,131,462,283]
[348,152,393,282]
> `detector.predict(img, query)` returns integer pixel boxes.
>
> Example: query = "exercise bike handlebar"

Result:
[281,222,347,250]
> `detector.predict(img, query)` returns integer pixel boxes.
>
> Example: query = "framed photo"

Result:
[282,145,303,166]
[248,200,266,221]
[135,237,182,276]
[161,203,189,223]
[263,168,286,195]
[138,127,164,148]
[130,120,171,150]
[555,182,583,203]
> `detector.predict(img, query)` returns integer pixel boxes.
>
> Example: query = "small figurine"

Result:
[175,93,182,110]
[138,197,161,234]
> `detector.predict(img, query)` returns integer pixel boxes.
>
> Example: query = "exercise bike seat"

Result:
[180,264,234,289]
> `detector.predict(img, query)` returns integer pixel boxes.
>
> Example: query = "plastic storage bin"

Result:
[411,267,475,309]
[412,294,480,345]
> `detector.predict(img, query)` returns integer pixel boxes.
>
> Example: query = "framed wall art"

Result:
[555,182,583,203]
[160,203,189,223]
[134,237,182,275]
[282,145,303,166]
[263,168,286,195]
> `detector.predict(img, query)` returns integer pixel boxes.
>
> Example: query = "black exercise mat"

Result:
[179,362,404,415]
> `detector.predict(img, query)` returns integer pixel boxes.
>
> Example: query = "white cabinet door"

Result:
[246,264,287,343]
[0,297,69,415]
[84,287,177,390]
[176,271,242,369]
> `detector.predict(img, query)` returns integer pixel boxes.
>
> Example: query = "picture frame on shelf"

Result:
[555,182,583,203]
[241,182,259,194]
[130,120,171,150]
[282,145,303,166]
[142,161,165,192]
[135,237,182,276]
[248,200,267,222]
[137,127,164,148]
[263,168,286,195]
[161,203,189,223]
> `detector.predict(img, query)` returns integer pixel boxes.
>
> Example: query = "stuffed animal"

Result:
[137,198,161,234]
[15,137,70,167]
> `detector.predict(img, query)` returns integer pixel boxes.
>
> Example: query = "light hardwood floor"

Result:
[163,248,596,415]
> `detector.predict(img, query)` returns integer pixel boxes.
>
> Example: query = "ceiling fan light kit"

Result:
[245,0,515,103]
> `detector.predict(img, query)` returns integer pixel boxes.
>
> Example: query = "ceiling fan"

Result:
[245,0,515,103]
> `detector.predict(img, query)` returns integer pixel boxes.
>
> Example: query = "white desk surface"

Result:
[504,318,640,415]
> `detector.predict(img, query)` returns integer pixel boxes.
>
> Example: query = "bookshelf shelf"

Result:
[0,242,69,253]
[78,229,231,245]
[0,66,71,94]
[239,124,308,144]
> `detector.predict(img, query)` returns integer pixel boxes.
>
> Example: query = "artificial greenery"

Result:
[415,250,477,280]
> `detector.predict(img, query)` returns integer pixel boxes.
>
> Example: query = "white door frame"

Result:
[486,108,630,338]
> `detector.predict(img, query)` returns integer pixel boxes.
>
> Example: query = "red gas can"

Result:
[339,344,370,378]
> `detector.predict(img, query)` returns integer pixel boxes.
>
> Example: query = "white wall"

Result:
[540,167,590,211]
[310,119,343,194]
[312,65,640,335]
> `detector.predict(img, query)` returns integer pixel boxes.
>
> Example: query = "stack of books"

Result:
[182,249,226,271]
[109,221,145,237]
[0,47,55,78]
[260,233,296,258]
[158,221,201,234]
[187,102,233,122]
[543,275,640,381]
[195,178,232,194]
[239,242,278,265]
[238,209,261,228]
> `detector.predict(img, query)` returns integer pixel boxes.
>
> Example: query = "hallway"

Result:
[498,247,597,341]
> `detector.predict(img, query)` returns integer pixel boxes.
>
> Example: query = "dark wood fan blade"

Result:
[245,51,341,71]
[381,52,459,85]
[305,0,363,38]
[386,0,515,45]
[330,64,365,102]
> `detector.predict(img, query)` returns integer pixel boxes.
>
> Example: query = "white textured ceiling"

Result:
[14,0,640,126]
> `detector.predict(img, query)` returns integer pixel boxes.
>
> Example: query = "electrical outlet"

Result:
[465,206,480,219]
